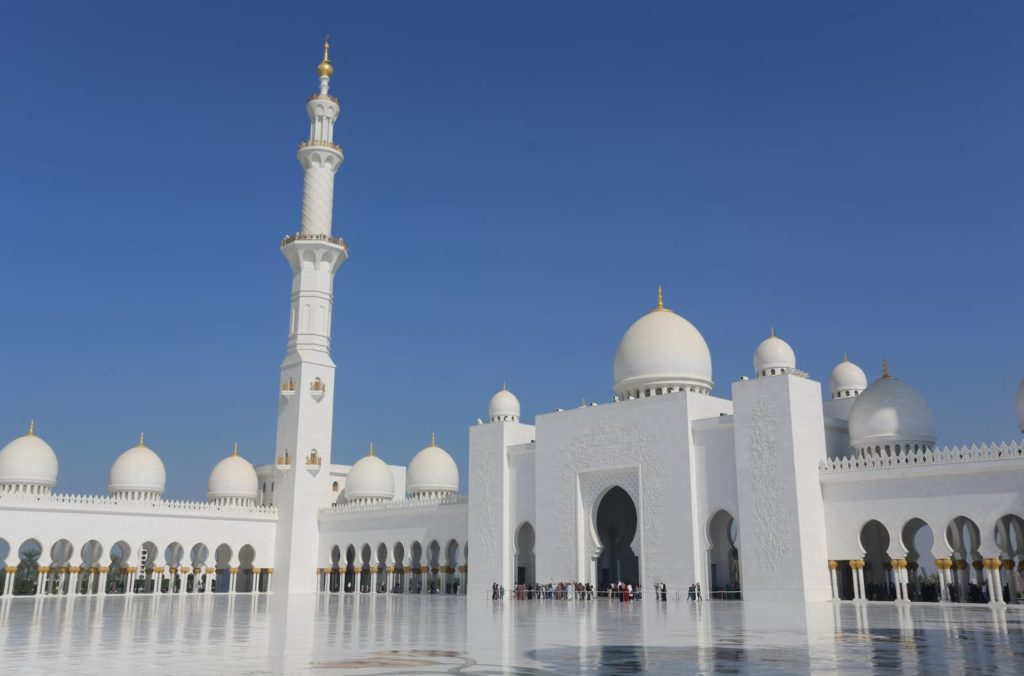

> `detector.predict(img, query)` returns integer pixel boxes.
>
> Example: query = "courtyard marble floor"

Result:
[1,593,1023,674]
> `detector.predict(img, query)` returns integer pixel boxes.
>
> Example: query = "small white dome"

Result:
[207,445,258,502]
[0,422,58,490]
[1017,378,1024,433]
[848,364,936,452]
[407,435,459,496]
[613,288,713,398]
[829,356,868,400]
[489,386,520,422]
[109,435,166,498]
[753,330,796,377]
[345,446,394,502]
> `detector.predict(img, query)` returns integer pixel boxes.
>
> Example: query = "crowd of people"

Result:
[491,581,677,602]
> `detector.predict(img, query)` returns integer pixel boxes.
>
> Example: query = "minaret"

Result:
[272,37,348,594]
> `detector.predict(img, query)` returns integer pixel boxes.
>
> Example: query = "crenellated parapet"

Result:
[820,440,1024,474]
[320,493,467,516]
[0,491,278,517]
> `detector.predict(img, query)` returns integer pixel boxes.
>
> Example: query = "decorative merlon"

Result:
[320,494,468,515]
[819,440,1024,474]
[0,491,278,517]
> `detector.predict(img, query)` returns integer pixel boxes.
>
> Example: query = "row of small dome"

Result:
[344,434,460,503]
[0,427,260,504]
[614,288,871,399]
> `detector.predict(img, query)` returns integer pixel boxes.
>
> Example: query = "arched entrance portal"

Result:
[594,486,639,589]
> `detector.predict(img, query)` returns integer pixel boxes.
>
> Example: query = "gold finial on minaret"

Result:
[502,382,507,391]
[656,286,664,311]
[137,433,145,447]
[770,326,775,338]
[27,420,35,436]
[232,442,239,457]
[318,34,334,78]
[430,432,437,447]
[368,442,374,457]
[881,358,891,380]
[843,352,848,363]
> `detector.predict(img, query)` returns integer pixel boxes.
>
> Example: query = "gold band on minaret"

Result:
[318,35,333,78]
[27,420,35,436]
[232,442,238,457]
[430,432,436,447]
[368,442,374,457]
[138,433,145,447]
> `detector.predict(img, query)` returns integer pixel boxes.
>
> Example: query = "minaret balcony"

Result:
[307,93,339,104]
[280,232,347,250]
[298,140,342,152]
[281,380,297,397]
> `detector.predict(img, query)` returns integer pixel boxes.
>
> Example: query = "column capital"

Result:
[827,560,840,570]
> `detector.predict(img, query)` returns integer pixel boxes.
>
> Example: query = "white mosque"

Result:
[2,41,1024,606]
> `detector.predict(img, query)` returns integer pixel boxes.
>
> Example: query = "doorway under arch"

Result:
[707,510,740,599]
[514,522,535,586]
[594,486,639,589]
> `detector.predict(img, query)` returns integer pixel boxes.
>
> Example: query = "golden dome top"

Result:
[318,36,333,78]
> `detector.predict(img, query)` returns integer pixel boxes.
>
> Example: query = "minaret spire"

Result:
[317,35,333,93]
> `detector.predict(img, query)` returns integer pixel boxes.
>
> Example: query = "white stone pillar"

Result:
[852,562,865,601]
[3,567,13,595]
[206,569,214,594]
[266,569,273,592]
[937,561,950,602]
[828,561,839,600]
[229,567,238,594]
[984,561,998,604]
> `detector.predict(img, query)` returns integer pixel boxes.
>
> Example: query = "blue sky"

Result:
[1,2,1022,499]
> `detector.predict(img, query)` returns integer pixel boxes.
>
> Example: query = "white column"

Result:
[828,562,839,600]
[266,570,273,592]
[229,568,238,594]
[853,563,864,601]
[985,561,998,604]
[938,563,950,602]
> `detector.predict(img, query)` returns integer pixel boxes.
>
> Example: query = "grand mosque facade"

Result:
[2,43,1024,605]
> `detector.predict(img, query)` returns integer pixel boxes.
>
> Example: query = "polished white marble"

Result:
[1,595,1023,674]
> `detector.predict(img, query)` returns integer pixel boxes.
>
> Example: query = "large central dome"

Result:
[614,289,713,398]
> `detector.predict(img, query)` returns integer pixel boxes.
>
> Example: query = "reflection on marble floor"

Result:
[1,594,1023,674]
